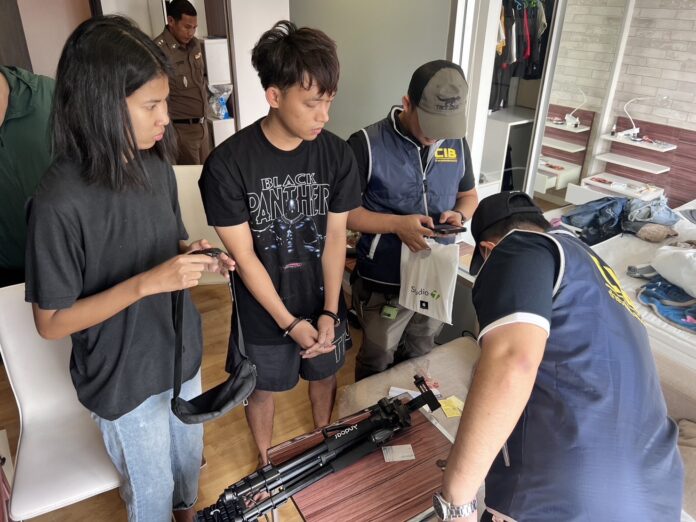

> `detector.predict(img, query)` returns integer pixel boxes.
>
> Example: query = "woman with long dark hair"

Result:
[24,16,233,521]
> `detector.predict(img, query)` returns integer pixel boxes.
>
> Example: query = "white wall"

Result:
[230,0,290,129]
[17,0,91,78]
[612,0,696,131]
[102,0,154,35]
[549,0,626,112]
[290,0,452,139]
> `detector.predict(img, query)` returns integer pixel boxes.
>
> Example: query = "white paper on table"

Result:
[382,444,416,462]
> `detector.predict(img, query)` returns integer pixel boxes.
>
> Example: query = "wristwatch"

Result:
[432,492,477,520]
[454,210,466,225]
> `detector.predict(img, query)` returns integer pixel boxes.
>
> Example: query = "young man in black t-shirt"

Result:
[199,20,361,464]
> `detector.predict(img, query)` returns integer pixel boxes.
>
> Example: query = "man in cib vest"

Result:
[347,60,479,380]
[436,192,683,522]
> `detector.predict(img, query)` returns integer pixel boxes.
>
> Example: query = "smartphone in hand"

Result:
[428,224,467,235]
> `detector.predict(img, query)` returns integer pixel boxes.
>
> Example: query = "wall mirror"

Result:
[475,0,563,203]
[532,0,626,207]
[528,0,696,208]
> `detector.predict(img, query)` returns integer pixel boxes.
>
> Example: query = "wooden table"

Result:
[291,411,451,522]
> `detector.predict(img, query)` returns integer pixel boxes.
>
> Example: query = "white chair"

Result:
[173,165,226,285]
[0,284,120,520]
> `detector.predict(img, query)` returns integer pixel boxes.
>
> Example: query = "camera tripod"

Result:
[196,375,441,521]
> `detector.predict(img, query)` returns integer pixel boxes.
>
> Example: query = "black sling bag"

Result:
[171,256,256,424]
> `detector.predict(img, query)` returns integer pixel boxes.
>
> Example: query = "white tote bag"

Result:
[651,245,696,298]
[398,239,459,324]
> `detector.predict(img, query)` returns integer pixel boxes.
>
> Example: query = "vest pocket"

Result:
[367,234,381,260]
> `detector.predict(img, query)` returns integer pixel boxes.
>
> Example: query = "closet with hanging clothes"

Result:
[478,0,556,197]
[489,0,554,111]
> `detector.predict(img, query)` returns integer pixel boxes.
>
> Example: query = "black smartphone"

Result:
[188,247,224,257]
[429,224,467,235]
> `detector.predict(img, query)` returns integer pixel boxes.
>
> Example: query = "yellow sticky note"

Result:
[439,395,464,418]
[448,395,464,410]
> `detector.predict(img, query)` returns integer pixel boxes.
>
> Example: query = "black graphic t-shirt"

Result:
[200,119,362,344]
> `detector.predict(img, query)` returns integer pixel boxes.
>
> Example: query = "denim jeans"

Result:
[622,195,680,234]
[92,371,204,522]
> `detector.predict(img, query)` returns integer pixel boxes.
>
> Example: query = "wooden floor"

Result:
[532,196,564,212]
[0,284,360,521]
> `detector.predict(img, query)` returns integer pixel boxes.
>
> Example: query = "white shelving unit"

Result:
[581,173,664,200]
[209,118,235,146]
[480,107,536,193]
[202,37,232,85]
[477,180,503,201]
[600,134,677,152]
[542,136,586,153]
[534,170,557,193]
[537,156,581,190]
[565,177,663,205]
[595,152,670,175]
[196,2,290,145]
[565,183,610,205]
[488,106,536,126]
[545,121,591,133]
[202,37,235,146]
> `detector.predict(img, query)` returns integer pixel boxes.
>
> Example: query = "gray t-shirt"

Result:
[25,154,202,420]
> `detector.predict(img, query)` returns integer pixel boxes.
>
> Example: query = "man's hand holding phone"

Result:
[433,210,467,235]
[429,223,467,235]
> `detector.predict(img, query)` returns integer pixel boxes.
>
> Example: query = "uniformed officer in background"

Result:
[155,0,210,165]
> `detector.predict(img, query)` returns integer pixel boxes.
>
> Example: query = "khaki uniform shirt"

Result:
[154,27,207,119]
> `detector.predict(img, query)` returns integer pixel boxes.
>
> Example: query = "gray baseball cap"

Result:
[408,60,469,140]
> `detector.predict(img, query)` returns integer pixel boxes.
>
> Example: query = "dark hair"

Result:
[51,15,174,191]
[166,0,197,20]
[251,20,339,95]
[480,204,551,242]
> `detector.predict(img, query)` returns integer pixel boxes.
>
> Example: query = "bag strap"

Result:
[229,272,247,357]
[173,271,246,400]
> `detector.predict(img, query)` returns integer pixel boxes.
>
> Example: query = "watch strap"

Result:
[434,492,477,520]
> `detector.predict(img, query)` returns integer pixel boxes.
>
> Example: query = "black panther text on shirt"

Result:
[199,119,362,344]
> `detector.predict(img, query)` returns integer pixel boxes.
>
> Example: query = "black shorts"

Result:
[227,321,350,392]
